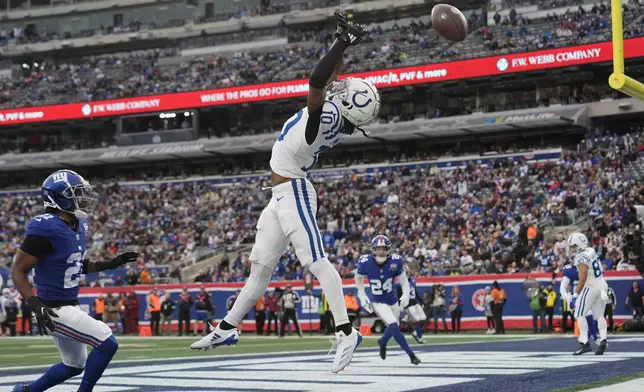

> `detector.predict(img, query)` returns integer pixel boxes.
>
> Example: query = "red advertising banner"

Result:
[1,38,642,126]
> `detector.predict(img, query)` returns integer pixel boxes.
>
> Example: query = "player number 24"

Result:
[370,277,393,296]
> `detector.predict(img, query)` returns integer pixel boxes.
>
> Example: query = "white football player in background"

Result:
[567,233,609,355]
[191,13,380,373]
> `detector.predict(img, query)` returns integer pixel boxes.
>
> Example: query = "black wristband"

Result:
[309,40,347,89]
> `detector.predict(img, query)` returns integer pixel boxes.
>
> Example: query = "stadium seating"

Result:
[1,132,641,284]
[3,4,644,110]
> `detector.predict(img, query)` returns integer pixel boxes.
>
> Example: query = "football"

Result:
[431,4,468,42]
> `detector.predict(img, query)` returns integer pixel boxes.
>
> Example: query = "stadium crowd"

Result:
[1,129,643,286]
[1,2,642,109]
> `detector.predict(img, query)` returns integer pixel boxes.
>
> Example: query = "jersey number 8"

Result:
[370,277,393,296]
[64,252,86,289]
[591,259,602,278]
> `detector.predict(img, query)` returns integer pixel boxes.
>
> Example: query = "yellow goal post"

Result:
[608,0,644,100]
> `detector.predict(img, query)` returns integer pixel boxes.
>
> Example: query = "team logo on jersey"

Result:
[83,222,89,232]
[389,263,397,272]
[471,288,488,312]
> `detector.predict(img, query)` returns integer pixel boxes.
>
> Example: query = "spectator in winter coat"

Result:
[265,290,280,335]
[161,292,175,335]
[177,287,193,336]
[449,286,463,334]
[125,292,140,334]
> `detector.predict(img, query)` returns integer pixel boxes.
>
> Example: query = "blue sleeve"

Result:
[25,215,55,238]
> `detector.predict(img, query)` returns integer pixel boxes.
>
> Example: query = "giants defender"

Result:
[560,262,599,343]
[398,267,426,344]
[191,13,379,373]
[11,170,138,392]
[356,235,420,365]
[567,233,609,355]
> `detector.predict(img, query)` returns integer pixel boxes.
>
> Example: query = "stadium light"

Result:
[608,0,644,100]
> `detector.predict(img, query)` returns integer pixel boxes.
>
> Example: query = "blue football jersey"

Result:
[563,264,579,283]
[26,213,88,302]
[356,253,404,305]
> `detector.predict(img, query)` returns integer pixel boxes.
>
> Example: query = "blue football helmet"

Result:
[41,169,97,219]
[371,234,391,264]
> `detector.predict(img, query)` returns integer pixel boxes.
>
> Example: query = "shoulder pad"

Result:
[574,253,591,265]
[26,214,58,237]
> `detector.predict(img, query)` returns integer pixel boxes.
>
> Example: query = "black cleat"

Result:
[378,338,386,360]
[573,342,592,356]
[410,353,421,365]
[595,339,607,355]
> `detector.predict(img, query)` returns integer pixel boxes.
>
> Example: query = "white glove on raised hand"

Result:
[359,294,373,313]
[399,294,410,308]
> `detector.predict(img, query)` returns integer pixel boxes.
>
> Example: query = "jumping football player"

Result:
[566,232,609,355]
[356,235,421,365]
[397,267,426,343]
[11,169,138,392]
[190,13,380,374]
[560,261,598,342]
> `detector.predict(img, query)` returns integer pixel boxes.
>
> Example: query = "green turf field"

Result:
[0,334,524,367]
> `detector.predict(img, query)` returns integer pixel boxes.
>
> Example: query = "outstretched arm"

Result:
[305,13,366,145]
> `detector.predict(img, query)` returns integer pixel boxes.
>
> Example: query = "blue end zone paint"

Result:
[1,337,643,392]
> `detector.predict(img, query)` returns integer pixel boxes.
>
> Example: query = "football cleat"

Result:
[595,339,608,355]
[411,330,424,344]
[12,385,28,392]
[410,353,421,365]
[329,328,363,373]
[377,338,387,360]
[190,325,239,351]
[573,342,592,356]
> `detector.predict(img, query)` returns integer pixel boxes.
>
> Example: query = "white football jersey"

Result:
[574,247,607,289]
[270,101,346,178]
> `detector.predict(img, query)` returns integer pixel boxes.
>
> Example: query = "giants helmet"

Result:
[42,169,98,219]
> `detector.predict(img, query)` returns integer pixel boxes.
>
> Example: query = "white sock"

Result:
[597,317,608,341]
[577,316,589,344]
[222,263,273,326]
[308,258,350,327]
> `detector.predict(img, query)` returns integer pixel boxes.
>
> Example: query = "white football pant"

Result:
[406,304,427,323]
[50,305,113,368]
[250,178,325,268]
[372,302,401,326]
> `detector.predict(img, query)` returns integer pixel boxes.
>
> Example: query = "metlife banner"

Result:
[0,38,638,126]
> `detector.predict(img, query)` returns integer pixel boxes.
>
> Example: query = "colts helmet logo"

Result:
[352,90,373,108]
[471,288,488,312]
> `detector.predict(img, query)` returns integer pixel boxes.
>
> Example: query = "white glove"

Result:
[359,294,373,313]
[399,294,410,308]
[563,293,572,305]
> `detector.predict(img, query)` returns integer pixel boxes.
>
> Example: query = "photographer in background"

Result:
[195,285,214,336]
[430,284,448,334]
